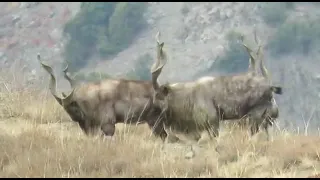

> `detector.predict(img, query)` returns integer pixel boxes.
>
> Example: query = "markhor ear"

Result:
[159,42,164,48]
[161,85,170,96]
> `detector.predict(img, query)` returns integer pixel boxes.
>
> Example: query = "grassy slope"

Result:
[0,88,320,178]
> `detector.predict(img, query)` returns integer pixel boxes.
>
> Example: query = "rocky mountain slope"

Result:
[0,2,80,86]
[1,2,320,130]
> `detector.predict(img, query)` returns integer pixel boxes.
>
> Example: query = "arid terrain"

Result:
[1,84,320,178]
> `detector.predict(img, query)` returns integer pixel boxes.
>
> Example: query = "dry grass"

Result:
[1,88,320,178]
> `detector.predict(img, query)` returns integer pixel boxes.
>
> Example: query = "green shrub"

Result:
[260,2,291,27]
[285,2,295,9]
[225,30,243,42]
[125,53,153,81]
[181,4,190,15]
[268,19,320,57]
[63,2,148,72]
[105,2,147,56]
[74,72,112,82]
[207,31,250,74]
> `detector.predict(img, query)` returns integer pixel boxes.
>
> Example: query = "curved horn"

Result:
[151,31,167,91]
[240,36,256,74]
[37,54,62,105]
[37,54,74,106]
[253,29,270,82]
[258,46,270,82]
[62,63,76,88]
[155,31,161,44]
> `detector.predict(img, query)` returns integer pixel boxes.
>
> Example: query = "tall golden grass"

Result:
[1,85,320,177]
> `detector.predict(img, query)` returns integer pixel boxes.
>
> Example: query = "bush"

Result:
[285,2,295,9]
[125,53,153,81]
[105,2,147,56]
[74,72,112,82]
[260,2,291,27]
[180,4,190,15]
[268,19,320,57]
[63,2,148,72]
[72,54,152,83]
[207,31,250,74]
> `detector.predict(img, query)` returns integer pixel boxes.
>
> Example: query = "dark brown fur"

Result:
[150,32,283,142]
[38,54,167,140]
